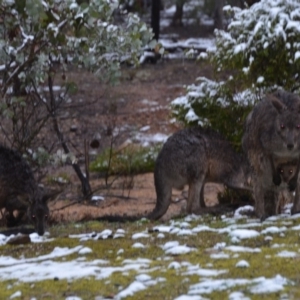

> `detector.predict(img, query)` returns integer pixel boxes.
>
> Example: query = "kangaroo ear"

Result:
[268,94,287,113]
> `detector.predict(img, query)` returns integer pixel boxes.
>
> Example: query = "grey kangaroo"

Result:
[242,90,300,220]
[0,145,49,235]
[148,127,252,220]
[275,161,298,214]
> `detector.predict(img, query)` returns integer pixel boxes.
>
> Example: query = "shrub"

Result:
[0,0,153,195]
[172,0,300,147]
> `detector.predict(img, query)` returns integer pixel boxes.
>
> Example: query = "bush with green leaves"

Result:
[0,0,153,150]
[172,0,300,147]
[0,0,153,195]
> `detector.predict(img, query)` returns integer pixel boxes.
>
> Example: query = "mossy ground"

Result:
[1,214,300,299]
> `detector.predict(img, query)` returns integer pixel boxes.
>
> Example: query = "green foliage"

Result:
[90,144,162,176]
[214,2,300,90]
[172,76,255,149]
[172,0,300,147]
[0,0,153,156]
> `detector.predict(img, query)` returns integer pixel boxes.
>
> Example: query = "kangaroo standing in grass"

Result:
[242,90,300,220]
[147,127,252,220]
[0,145,49,235]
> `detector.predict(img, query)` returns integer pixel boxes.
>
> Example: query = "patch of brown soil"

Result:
[49,173,223,223]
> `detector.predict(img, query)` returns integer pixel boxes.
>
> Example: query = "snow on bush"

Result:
[172,0,300,146]
[215,0,300,89]
[0,0,153,161]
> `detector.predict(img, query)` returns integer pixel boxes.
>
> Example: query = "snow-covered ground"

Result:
[1,205,300,299]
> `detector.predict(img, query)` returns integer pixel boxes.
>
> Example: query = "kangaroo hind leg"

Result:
[187,174,205,214]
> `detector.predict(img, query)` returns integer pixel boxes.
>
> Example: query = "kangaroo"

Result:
[276,161,299,189]
[275,161,298,214]
[0,145,49,235]
[147,127,252,220]
[242,90,300,220]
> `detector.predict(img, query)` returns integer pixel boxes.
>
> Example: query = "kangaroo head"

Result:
[267,93,300,152]
[274,111,300,152]
[277,163,297,183]
[27,195,49,236]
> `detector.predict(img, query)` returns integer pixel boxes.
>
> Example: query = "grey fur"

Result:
[0,145,49,235]
[242,90,300,220]
[148,127,251,220]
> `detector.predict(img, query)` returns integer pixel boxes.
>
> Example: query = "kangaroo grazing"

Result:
[147,127,252,220]
[0,145,49,235]
[242,90,300,220]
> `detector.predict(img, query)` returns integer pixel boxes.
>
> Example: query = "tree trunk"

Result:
[171,0,184,27]
[214,0,224,30]
[48,74,92,199]
[151,0,160,40]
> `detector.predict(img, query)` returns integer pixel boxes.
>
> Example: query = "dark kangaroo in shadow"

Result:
[242,90,300,220]
[0,145,49,235]
[275,160,298,214]
[276,160,299,190]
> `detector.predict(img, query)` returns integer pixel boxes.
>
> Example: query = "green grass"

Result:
[1,215,300,299]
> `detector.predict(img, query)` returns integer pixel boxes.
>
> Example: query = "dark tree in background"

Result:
[151,0,160,40]
[214,0,225,29]
[171,0,185,27]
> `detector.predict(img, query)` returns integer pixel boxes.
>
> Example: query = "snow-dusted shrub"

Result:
[215,0,300,90]
[0,0,152,152]
[0,0,153,196]
[172,77,256,147]
[172,0,300,146]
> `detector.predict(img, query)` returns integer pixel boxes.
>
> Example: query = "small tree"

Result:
[0,0,153,197]
[172,0,300,148]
